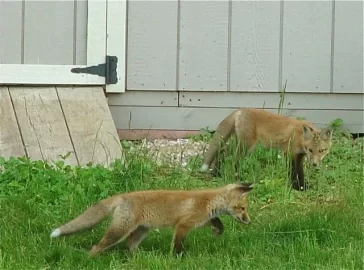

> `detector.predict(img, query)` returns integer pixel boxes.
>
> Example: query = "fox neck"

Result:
[208,195,229,218]
[209,206,228,218]
[295,148,306,155]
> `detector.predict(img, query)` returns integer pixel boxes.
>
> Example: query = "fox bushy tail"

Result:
[200,113,236,171]
[50,197,117,238]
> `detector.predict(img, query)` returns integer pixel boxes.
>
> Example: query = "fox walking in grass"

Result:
[200,108,333,191]
[50,183,254,256]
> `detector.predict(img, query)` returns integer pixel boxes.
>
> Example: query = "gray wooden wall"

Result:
[0,1,362,133]
[125,1,363,94]
[109,0,363,134]
[0,0,87,65]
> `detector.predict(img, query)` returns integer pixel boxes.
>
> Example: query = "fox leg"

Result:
[89,223,136,256]
[211,157,219,176]
[233,140,244,179]
[125,226,150,253]
[207,217,224,236]
[212,140,243,178]
[233,137,255,180]
[290,153,307,191]
[202,122,234,175]
[172,223,195,256]
[211,147,225,177]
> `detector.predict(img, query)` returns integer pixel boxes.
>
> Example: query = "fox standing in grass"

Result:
[200,108,333,191]
[50,183,254,256]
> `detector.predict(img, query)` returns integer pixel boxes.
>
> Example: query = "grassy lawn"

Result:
[0,131,363,270]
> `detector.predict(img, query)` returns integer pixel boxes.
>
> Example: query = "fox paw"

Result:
[292,183,311,191]
[89,246,101,257]
[212,227,224,236]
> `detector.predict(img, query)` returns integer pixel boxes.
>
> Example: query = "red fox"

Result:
[200,108,333,191]
[50,183,254,256]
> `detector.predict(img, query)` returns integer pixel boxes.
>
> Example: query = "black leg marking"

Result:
[210,217,224,236]
[290,153,309,191]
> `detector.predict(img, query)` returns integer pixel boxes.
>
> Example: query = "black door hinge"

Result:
[70,55,118,84]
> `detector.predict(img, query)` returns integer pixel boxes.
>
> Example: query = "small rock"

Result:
[128,138,208,168]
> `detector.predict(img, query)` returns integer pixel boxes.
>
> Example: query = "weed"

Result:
[0,127,363,270]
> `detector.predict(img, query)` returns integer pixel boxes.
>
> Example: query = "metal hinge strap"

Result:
[70,55,118,85]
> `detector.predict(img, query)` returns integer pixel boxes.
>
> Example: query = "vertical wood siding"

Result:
[178,1,229,91]
[282,1,332,93]
[127,1,178,90]
[332,1,363,93]
[0,1,23,64]
[230,1,281,92]
[126,0,363,94]
[0,0,87,65]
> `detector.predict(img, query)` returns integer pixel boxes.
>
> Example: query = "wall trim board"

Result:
[117,128,364,141]
[107,91,178,106]
[178,91,364,110]
[109,106,364,133]
[108,90,364,111]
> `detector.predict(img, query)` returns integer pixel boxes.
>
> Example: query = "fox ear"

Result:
[320,127,333,139]
[237,182,254,193]
[302,124,314,139]
[240,182,254,188]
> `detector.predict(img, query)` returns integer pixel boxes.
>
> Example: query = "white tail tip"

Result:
[200,164,209,172]
[50,228,61,238]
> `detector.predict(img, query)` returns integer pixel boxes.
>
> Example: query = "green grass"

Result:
[0,132,363,270]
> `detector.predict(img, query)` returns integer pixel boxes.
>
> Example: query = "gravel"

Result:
[129,138,209,168]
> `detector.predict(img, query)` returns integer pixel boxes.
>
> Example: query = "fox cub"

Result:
[50,183,254,256]
[200,108,333,191]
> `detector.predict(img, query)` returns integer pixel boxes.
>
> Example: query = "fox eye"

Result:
[241,207,245,211]
[308,148,313,153]
[319,149,326,153]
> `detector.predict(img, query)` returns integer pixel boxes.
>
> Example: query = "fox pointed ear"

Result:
[239,182,254,188]
[302,124,314,139]
[320,127,333,139]
[237,182,254,193]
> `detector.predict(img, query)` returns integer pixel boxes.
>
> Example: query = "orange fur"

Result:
[200,108,333,190]
[50,183,254,256]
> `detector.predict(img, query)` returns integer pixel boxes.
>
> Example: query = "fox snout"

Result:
[311,161,321,170]
[242,214,251,224]
[234,213,251,224]
[306,153,323,168]
[311,157,323,168]
[241,217,250,224]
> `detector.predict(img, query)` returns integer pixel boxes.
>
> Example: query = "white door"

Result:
[0,0,126,93]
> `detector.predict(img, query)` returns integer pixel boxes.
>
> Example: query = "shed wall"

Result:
[113,0,364,135]
[125,1,363,93]
[0,0,87,65]
[0,1,362,135]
